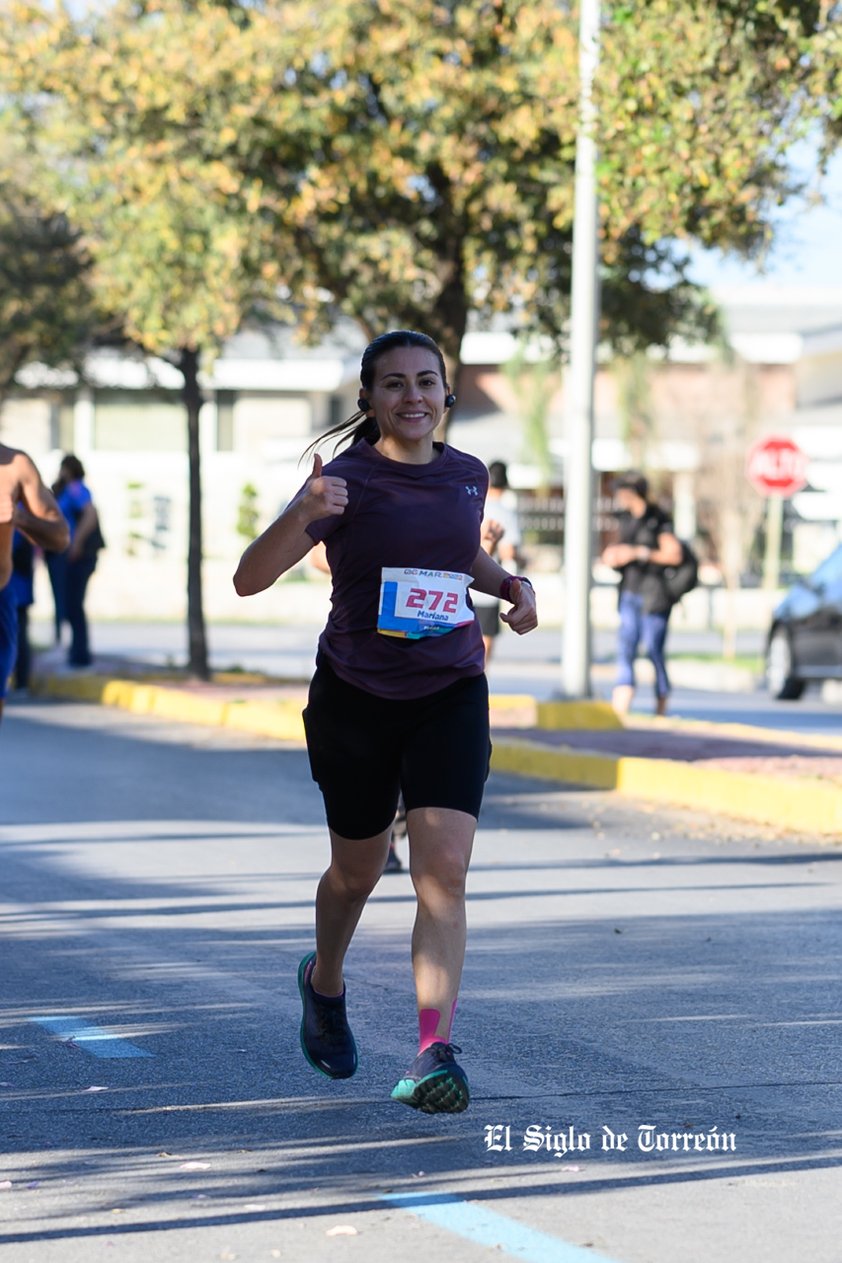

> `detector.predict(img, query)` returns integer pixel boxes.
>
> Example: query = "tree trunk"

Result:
[430,231,469,444]
[180,346,209,679]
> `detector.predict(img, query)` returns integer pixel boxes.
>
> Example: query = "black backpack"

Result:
[661,540,699,603]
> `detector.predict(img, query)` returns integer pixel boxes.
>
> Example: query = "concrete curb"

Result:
[490,737,842,838]
[32,673,308,741]
[30,672,842,838]
[30,675,619,740]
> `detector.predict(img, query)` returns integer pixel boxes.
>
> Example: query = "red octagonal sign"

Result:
[746,436,809,497]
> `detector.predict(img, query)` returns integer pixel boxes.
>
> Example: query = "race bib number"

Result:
[378,567,475,639]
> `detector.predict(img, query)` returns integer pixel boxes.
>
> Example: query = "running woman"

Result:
[234,330,537,1113]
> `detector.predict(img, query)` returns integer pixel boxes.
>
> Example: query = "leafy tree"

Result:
[0,163,100,408]
[2,0,839,646]
[0,0,311,676]
[263,0,838,384]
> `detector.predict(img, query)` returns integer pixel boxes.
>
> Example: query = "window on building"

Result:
[93,391,185,451]
[49,396,76,452]
[216,391,236,451]
[328,395,346,430]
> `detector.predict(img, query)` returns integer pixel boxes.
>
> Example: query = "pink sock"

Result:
[418,999,457,1052]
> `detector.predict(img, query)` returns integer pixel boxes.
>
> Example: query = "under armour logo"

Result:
[465,484,480,496]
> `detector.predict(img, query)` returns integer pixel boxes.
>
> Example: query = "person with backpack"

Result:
[601,472,684,717]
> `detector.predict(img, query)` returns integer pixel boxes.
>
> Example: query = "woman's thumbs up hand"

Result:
[303,453,348,520]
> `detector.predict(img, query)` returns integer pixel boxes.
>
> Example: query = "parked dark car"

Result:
[766,543,842,699]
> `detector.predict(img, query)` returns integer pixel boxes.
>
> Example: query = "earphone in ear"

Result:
[444,393,456,408]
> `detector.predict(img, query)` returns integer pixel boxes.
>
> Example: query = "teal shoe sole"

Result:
[391,1067,470,1114]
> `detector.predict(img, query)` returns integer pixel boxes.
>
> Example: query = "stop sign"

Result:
[746,436,809,497]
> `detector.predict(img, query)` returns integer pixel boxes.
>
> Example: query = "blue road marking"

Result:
[31,1016,154,1058]
[382,1191,622,1263]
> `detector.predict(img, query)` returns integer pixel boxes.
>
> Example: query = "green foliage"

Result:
[0,177,100,400]
[236,482,259,543]
[2,0,838,373]
[0,0,305,360]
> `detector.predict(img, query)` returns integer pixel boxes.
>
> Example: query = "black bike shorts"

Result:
[302,656,492,840]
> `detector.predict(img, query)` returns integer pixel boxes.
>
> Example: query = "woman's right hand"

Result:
[301,454,348,521]
[234,454,347,597]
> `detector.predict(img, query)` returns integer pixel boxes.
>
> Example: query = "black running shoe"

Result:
[390,1041,469,1113]
[297,952,358,1080]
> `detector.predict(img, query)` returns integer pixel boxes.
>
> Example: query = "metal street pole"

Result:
[562,0,601,698]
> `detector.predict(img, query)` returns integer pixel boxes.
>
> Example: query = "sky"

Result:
[686,149,842,292]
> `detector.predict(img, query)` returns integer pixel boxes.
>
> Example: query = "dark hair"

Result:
[614,471,648,500]
[304,330,449,459]
[488,460,509,490]
[60,454,85,482]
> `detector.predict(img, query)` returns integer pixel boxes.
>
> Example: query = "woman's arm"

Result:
[470,545,537,634]
[67,501,97,561]
[470,543,511,597]
[233,455,348,596]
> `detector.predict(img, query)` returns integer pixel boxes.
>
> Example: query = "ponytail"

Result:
[301,407,379,464]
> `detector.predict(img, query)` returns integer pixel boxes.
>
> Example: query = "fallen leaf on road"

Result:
[326,1226,358,1237]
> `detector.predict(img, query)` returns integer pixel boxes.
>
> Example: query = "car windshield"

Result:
[810,544,842,588]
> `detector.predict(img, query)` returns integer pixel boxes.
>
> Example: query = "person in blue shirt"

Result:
[55,454,104,668]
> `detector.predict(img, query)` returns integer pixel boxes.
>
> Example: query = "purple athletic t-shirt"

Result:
[305,440,488,699]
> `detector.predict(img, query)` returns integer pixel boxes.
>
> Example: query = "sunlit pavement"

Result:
[2,701,841,1261]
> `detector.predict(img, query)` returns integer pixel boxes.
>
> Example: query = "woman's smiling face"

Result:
[368,346,447,455]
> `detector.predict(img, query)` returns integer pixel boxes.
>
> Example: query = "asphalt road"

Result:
[2,700,841,1262]
[30,618,842,734]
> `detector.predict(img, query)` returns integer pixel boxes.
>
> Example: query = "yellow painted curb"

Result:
[536,700,622,730]
[224,700,306,741]
[492,738,619,790]
[32,674,306,740]
[491,737,842,837]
